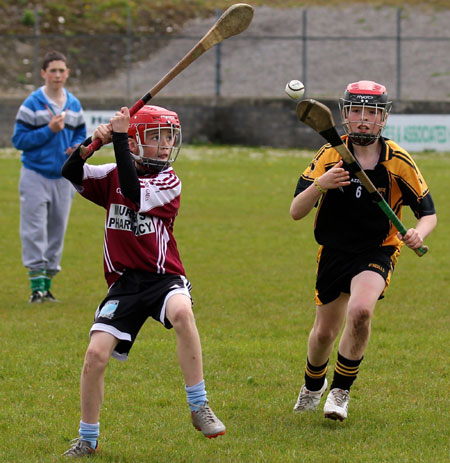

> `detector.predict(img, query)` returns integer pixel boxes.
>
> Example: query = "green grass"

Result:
[0,146,449,462]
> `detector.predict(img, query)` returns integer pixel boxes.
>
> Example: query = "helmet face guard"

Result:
[128,105,182,173]
[339,81,392,146]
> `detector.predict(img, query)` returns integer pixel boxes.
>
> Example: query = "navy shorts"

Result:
[91,269,192,361]
[314,245,399,306]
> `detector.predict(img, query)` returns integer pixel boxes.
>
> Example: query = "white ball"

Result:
[285,80,305,100]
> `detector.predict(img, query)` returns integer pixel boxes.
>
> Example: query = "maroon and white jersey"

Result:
[78,163,185,287]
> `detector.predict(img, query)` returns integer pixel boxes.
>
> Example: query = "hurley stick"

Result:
[82,3,254,158]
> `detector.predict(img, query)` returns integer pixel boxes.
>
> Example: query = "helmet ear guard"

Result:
[128,105,182,172]
[339,81,392,146]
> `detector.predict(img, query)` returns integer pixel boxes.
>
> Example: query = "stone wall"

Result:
[2,97,450,150]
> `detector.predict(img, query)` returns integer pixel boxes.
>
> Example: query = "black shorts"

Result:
[91,269,192,361]
[315,245,399,306]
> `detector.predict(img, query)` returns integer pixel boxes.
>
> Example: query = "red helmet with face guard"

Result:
[128,105,182,172]
[339,81,392,146]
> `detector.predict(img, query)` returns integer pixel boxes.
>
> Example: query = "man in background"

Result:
[12,50,86,303]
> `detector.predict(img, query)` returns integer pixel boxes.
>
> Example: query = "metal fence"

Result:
[1,7,449,101]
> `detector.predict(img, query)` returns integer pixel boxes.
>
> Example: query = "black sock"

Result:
[330,352,363,391]
[304,358,328,391]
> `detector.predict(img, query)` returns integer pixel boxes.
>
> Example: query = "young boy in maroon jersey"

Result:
[61,105,225,458]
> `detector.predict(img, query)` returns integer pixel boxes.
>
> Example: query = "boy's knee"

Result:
[84,345,110,371]
[167,298,195,327]
[173,305,195,325]
[348,304,372,328]
[315,327,338,345]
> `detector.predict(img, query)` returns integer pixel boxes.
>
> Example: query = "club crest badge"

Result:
[377,187,387,197]
[99,300,119,320]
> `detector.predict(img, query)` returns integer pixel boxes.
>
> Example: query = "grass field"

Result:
[0,145,448,462]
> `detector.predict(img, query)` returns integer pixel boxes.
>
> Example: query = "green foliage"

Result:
[21,9,35,27]
[15,73,28,84]
[2,0,448,35]
[0,146,449,462]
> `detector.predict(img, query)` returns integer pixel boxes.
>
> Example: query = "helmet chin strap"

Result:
[135,159,167,175]
[349,133,378,146]
[133,130,145,160]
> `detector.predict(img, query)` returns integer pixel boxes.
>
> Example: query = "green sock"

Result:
[28,269,46,293]
[43,270,52,292]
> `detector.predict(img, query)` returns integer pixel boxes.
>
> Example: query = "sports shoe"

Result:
[190,401,226,438]
[29,290,45,304]
[62,438,98,457]
[43,290,59,302]
[323,388,350,421]
[293,378,328,412]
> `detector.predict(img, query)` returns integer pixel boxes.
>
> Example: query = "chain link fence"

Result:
[1,6,449,101]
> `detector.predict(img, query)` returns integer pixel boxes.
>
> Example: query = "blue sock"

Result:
[185,380,207,412]
[79,421,99,449]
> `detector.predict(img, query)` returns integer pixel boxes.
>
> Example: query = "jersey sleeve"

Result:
[139,170,181,219]
[385,146,436,218]
[294,145,341,196]
[78,163,117,208]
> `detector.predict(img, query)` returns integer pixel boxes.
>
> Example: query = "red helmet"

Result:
[128,105,182,172]
[339,81,392,146]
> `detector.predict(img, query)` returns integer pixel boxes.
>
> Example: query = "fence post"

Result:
[33,7,40,89]
[302,9,307,96]
[126,3,132,100]
[215,9,222,97]
[396,7,402,100]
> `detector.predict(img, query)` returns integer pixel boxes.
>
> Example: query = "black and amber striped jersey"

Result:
[294,136,435,253]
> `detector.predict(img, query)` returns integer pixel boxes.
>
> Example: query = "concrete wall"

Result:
[3,96,450,150]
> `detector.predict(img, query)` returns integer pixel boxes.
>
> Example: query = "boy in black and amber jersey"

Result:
[290,81,436,421]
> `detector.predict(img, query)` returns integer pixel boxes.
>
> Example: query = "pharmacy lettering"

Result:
[107,204,155,236]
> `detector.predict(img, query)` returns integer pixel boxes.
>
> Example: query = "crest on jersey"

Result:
[377,187,387,197]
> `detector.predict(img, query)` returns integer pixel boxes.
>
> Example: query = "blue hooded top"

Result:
[12,86,86,179]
